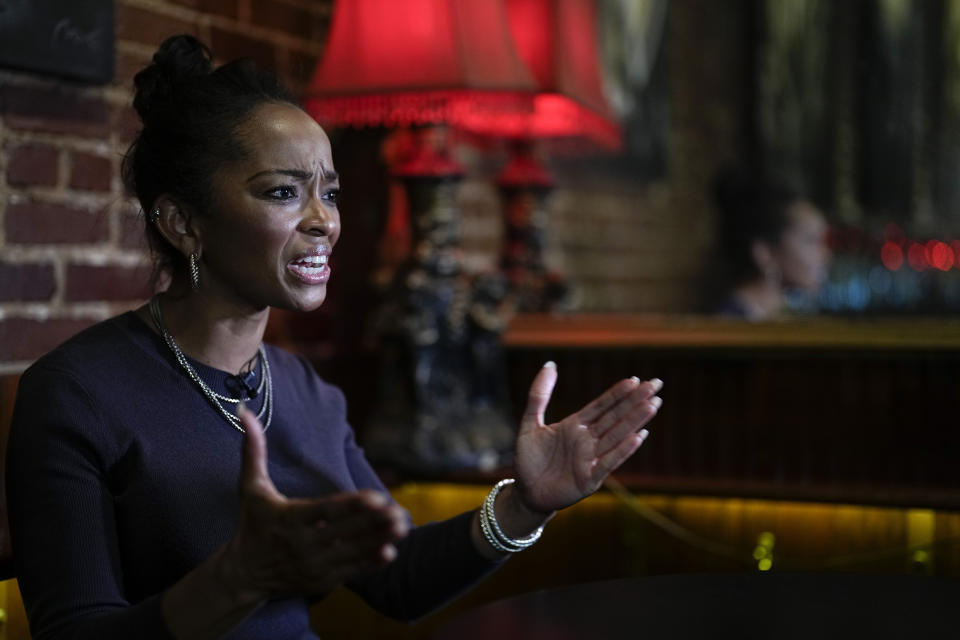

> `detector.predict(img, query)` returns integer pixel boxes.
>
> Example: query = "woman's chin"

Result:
[287,291,327,313]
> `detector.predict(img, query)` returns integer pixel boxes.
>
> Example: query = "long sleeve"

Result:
[7,314,505,639]
[336,409,506,621]
[7,364,174,640]
[347,510,504,622]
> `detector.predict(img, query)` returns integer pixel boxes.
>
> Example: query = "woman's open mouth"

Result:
[287,254,330,284]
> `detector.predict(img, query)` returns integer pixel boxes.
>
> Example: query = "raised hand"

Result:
[223,405,409,598]
[513,363,662,514]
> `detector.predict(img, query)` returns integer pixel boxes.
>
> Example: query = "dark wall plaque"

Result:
[0,0,114,84]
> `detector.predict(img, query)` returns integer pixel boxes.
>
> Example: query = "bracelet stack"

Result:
[479,478,544,553]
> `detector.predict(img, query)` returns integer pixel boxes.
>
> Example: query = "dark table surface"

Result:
[433,572,960,640]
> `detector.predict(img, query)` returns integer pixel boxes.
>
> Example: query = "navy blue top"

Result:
[7,312,502,639]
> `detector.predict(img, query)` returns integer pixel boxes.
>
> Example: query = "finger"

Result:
[521,361,558,431]
[297,543,398,596]
[281,490,409,537]
[238,403,278,496]
[284,490,401,526]
[302,530,403,583]
[310,501,409,545]
[595,397,660,458]
[587,380,662,437]
[577,376,661,425]
[313,542,400,589]
[316,526,404,566]
[590,428,650,485]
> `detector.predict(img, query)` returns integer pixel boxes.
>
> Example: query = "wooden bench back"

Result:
[0,374,21,580]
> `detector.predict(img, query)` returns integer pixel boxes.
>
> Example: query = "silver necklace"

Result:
[149,296,273,433]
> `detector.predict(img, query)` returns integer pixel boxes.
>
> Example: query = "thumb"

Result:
[238,403,277,496]
[521,361,558,432]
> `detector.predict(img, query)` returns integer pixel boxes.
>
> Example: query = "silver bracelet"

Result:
[479,478,544,553]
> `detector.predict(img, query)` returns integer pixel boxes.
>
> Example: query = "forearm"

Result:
[470,482,555,561]
[160,545,266,640]
[348,511,504,621]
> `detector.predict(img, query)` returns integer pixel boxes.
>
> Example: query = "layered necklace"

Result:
[149,296,274,433]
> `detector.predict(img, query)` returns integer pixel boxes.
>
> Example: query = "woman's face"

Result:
[775,201,830,293]
[197,102,341,313]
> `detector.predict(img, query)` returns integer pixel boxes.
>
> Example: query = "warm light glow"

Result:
[881,241,904,271]
[951,240,960,269]
[304,0,622,148]
[305,0,537,129]
[387,484,960,577]
[752,531,775,572]
[929,241,954,271]
[907,242,928,271]
[460,0,622,148]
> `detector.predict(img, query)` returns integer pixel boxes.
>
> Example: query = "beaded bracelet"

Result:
[479,478,544,553]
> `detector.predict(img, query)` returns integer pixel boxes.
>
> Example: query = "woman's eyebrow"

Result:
[246,168,339,183]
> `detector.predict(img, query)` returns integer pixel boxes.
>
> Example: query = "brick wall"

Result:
[0,0,331,373]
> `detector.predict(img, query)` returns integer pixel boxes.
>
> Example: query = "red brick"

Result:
[64,264,152,301]
[0,317,97,363]
[69,152,113,192]
[116,4,202,47]
[168,0,238,19]
[5,144,59,187]
[5,202,108,245]
[0,262,56,302]
[251,0,316,40]
[0,84,109,137]
[119,205,149,250]
[210,28,277,71]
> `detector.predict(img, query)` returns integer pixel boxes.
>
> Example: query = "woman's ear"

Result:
[151,196,202,259]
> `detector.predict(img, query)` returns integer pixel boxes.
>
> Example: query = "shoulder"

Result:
[15,312,165,444]
[24,312,150,380]
[11,316,150,465]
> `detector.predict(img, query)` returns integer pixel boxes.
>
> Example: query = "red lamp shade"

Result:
[304,0,538,131]
[464,0,622,149]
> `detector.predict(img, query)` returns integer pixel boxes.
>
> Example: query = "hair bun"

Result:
[133,35,213,123]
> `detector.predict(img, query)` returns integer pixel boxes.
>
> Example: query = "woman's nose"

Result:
[300,200,338,237]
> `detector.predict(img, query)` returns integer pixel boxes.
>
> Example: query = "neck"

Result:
[142,289,270,375]
[732,279,784,321]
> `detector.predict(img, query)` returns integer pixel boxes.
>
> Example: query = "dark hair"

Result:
[121,34,296,283]
[711,166,805,285]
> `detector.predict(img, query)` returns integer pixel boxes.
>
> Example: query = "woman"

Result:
[710,166,831,320]
[6,36,663,640]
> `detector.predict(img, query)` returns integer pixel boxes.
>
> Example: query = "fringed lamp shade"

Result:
[304,0,537,131]
[462,0,622,150]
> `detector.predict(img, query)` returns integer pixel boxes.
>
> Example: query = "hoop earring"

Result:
[189,253,200,292]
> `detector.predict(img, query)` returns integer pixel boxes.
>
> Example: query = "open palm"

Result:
[513,363,662,513]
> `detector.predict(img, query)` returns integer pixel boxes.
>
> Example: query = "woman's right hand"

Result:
[221,405,409,601]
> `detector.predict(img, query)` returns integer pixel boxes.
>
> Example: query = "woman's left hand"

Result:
[513,362,662,514]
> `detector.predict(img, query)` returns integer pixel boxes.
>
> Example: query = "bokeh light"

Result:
[907,242,928,271]
[881,241,904,271]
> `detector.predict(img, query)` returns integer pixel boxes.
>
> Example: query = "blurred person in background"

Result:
[707,166,831,320]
